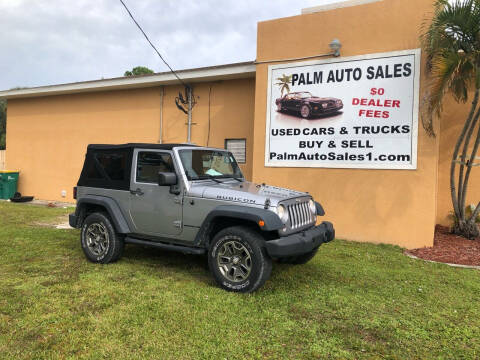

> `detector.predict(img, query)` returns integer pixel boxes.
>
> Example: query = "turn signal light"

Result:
[258,220,265,227]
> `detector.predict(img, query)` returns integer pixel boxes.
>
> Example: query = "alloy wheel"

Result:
[216,240,252,282]
[85,222,110,256]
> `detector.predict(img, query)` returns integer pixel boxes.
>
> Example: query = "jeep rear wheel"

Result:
[208,226,272,293]
[300,105,311,118]
[81,213,124,264]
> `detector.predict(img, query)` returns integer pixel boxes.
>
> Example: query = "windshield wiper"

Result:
[231,177,244,182]
[195,174,223,183]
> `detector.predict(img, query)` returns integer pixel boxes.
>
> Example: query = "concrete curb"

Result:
[404,252,480,270]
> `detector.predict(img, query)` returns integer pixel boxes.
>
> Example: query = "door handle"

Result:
[130,188,144,196]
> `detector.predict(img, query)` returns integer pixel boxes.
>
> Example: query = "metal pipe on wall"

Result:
[159,86,164,144]
[187,86,193,143]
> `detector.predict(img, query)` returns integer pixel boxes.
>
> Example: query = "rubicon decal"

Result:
[216,195,257,204]
[265,50,421,170]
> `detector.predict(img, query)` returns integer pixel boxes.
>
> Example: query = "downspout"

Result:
[159,86,164,144]
[187,86,193,143]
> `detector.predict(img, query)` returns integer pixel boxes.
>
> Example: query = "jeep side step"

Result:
[124,237,206,255]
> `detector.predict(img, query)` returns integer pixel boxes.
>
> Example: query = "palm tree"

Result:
[422,0,480,239]
[276,74,292,97]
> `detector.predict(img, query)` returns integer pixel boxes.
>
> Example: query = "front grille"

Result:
[287,201,314,230]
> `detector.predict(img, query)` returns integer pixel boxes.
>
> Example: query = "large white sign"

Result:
[265,49,421,169]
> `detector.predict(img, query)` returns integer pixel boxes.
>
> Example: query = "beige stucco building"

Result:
[1,0,478,249]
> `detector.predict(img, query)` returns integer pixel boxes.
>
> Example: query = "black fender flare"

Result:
[194,205,284,246]
[74,195,131,234]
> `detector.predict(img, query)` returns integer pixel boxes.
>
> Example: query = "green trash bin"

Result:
[0,171,20,200]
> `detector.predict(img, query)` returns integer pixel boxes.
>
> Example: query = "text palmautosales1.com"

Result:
[269,152,411,163]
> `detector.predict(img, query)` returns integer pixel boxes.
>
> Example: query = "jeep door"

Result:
[129,149,183,236]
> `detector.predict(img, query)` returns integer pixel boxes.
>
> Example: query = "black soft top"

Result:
[87,143,198,151]
[78,143,198,190]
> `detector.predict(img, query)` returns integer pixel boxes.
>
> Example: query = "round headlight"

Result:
[309,199,316,214]
[277,204,289,223]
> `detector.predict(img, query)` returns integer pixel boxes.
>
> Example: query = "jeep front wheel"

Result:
[208,226,272,293]
[81,213,124,264]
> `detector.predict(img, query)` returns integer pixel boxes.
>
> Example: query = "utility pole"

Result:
[174,85,196,143]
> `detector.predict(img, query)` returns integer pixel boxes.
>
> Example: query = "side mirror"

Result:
[158,172,177,186]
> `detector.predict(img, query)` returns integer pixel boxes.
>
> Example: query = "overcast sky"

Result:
[0,0,339,90]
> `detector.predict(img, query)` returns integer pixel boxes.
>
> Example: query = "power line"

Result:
[118,0,189,89]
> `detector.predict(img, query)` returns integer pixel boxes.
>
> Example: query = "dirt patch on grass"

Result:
[33,214,71,229]
[406,225,480,266]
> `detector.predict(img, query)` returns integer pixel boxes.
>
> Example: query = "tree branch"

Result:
[450,89,480,219]
[470,201,480,223]
[458,96,480,217]
[460,107,480,215]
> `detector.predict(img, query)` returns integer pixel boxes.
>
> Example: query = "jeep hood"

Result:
[188,180,309,207]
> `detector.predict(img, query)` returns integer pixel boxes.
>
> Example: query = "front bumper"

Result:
[265,221,334,258]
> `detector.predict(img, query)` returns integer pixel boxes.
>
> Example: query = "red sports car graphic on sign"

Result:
[276,92,343,119]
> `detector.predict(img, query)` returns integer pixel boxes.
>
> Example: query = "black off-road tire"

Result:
[81,212,124,264]
[208,226,272,293]
[277,246,319,265]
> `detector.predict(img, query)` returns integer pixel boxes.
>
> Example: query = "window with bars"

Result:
[225,139,246,164]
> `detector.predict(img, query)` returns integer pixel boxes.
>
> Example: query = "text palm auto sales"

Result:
[291,62,412,86]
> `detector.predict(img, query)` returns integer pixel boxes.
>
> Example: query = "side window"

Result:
[85,151,127,181]
[95,152,126,181]
[136,151,174,184]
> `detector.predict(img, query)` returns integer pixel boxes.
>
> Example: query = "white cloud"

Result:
[0,0,338,89]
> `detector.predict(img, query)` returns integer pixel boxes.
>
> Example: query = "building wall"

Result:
[252,0,439,249]
[161,80,255,179]
[0,150,5,170]
[5,78,255,202]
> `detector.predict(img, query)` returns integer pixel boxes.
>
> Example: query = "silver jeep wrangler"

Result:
[70,143,334,293]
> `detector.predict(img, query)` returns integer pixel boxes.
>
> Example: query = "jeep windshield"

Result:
[178,149,243,181]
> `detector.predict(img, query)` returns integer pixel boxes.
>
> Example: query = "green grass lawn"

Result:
[0,202,479,359]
